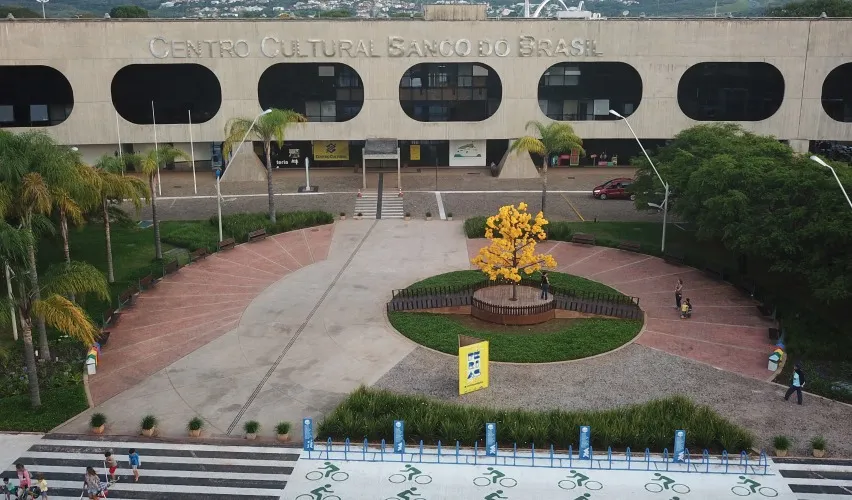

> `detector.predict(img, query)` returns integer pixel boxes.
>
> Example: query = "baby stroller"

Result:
[80,479,110,499]
[9,485,41,500]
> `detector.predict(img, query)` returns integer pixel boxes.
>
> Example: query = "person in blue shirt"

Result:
[784,362,806,405]
[128,448,141,482]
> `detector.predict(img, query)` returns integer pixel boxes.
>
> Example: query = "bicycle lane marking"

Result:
[281,457,798,500]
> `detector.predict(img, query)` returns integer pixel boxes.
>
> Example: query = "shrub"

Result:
[244,420,260,434]
[188,417,204,431]
[141,415,157,430]
[318,387,754,453]
[464,216,488,238]
[811,436,826,450]
[276,421,291,435]
[90,413,106,428]
[772,435,791,450]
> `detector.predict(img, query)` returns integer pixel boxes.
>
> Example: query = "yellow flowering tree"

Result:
[471,203,557,301]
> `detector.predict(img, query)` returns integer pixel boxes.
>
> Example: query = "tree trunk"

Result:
[20,316,41,407]
[27,242,50,361]
[512,282,518,301]
[150,176,162,260]
[104,197,115,283]
[541,156,549,217]
[265,143,276,223]
[60,207,75,302]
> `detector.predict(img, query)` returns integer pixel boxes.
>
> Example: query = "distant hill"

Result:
[1,4,41,17]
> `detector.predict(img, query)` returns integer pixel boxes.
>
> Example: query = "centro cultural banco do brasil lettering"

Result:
[148,36,603,59]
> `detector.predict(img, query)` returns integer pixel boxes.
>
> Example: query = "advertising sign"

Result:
[303,418,314,451]
[410,144,421,161]
[458,335,489,395]
[394,420,405,454]
[673,429,686,463]
[313,140,349,161]
[579,425,591,459]
[449,139,486,167]
[486,422,497,456]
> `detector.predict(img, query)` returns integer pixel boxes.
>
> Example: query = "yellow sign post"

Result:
[410,144,421,161]
[313,140,349,161]
[458,335,489,395]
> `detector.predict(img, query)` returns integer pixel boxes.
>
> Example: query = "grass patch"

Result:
[408,270,621,297]
[0,385,89,432]
[318,387,755,453]
[389,312,641,363]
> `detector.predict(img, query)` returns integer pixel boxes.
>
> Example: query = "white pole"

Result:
[397,146,401,192]
[362,148,366,190]
[811,156,852,210]
[152,101,161,196]
[188,110,197,194]
[305,157,311,190]
[41,2,45,18]
[115,110,123,166]
[216,174,223,242]
[5,263,17,341]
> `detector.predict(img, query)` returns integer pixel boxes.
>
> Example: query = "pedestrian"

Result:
[83,467,102,500]
[680,298,692,319]
[128,448,141,482]
[540,271,550,300]
[104,451,119,483]
[675,279,683,310]
[15,464,31,491]
[784,362,806,405]
[2,478,12,500]
[35,473,48,499]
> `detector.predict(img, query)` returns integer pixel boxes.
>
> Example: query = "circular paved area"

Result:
[61,221,852,457]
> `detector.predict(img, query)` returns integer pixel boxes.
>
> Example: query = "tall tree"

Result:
[223,109,307,223]
[108,5,148,17]
[52,160,99,267]
[764,0,852,16]
[139,147,188,260]
[509,121,584,216]
[93,156,150,283]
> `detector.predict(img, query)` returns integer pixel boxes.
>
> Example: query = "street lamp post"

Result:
[36,0,48,18]
[610,109,670,253]
[810,155,852,210]
[217,108,272,242]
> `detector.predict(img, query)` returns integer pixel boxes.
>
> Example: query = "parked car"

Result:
[592,178,636,200]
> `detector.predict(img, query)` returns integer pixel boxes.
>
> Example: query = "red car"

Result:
[592,178,636,200]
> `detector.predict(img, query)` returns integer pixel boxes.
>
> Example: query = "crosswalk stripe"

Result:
[21,451,291,467]
[773,457,852,499]
[37,438,299,455]
[4,465,290,480]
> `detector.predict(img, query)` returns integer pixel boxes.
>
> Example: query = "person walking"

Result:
[784,362,806,405]
[128,448,141,482]
[104,451,119,483]
[35,473,48,499]
[675,279,683,310]
[83,467,102,500]
[15,464,31,491]
[540,271,550,300]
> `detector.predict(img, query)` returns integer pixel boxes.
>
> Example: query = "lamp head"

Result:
[261,109,273,115]
[809,155,830,168]
[608,110,624,118]
[70,146,79,151]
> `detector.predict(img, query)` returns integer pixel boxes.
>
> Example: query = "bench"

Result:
[248,228,267,243]
[663,249,685,265]
[163,260,180,275]
[190,248,209,262]
[618,240,642,253]
[218,238,236,251]
[118,286,138,309]
[572,233,596,246]
[139,274,154,290]
[703,263,726,281]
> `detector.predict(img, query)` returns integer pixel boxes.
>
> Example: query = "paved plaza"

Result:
[59,220,852,461]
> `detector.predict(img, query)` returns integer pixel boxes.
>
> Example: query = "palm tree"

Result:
[139,147,188,260]
[0,225,109,407]
[509,121,584,216]
[93,156,150,283]
[223,109,307,223]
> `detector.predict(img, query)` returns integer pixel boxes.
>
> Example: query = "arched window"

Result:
[112,64,221,124]
[399,63,502,122]
[678,62,784,121]
[258,63,364,122]
[0,65,73,128]
[537,62,642,121]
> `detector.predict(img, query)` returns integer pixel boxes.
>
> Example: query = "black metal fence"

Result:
[471,296,555,316]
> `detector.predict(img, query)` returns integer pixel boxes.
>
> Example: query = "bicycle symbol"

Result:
[558,469,603,491]
[731,476,778,497]
[389,464,433,485]
[473,467,518,488]
[383,486,426,500]
[295,484,341,500]
[305,462,349,482]
[644,473,690,494]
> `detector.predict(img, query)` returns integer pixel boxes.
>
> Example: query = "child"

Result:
[680,298,692,319]
[83,467,103,500]
[104,451,119,483]
[15,464,31,491]
[36,473,48,499]
[128,448,141,482]
[2,478,12,500]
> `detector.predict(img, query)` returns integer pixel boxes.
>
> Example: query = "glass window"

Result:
[677,62,784,121]
[0,65,73,128]
[258,63,364,123]
[537,62,642,121]
[112,64,220,125]
[0,105,13,123]
[399,63,502,122]
[30,105,49,122]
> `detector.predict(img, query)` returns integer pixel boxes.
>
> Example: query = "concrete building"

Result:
[1,11,851,173]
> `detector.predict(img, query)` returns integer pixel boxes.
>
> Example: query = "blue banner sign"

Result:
[673,429,686,462]
[579,426,591,459]
[486,422,497,456]
[394,420,405,454]
[302,418,314,451]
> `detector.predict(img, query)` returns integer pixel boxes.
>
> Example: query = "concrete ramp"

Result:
[220,145,267,182]
[498,146,540,179]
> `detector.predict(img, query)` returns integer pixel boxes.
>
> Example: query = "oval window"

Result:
[0,65,73,128]
[259,63,364,122]
[822,63,852,123]
[537,62,642,121]
[678,62,784,121]
[399,63,502,122]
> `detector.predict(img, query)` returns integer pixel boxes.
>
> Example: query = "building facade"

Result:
[1,16,851,168]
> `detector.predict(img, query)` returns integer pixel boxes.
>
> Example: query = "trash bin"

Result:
[86,356,97,375]
[489,162,498,177]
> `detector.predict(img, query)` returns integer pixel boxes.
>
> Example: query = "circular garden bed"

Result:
[388,270,643,363]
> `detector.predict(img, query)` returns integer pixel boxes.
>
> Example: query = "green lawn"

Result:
[407,270,622,296]
[389,312,641,362]
[0,385,89,432]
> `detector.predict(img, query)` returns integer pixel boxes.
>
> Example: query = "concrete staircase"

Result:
[381,192,405,219]
[354,191,378,218]
[353,191,405,219]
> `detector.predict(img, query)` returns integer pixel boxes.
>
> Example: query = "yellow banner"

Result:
[410,144,421,161]
[458,336,489,395]
[313,141,349,161]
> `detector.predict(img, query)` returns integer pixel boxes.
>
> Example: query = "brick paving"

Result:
[87,224,334,406]
[467,240,777,381]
